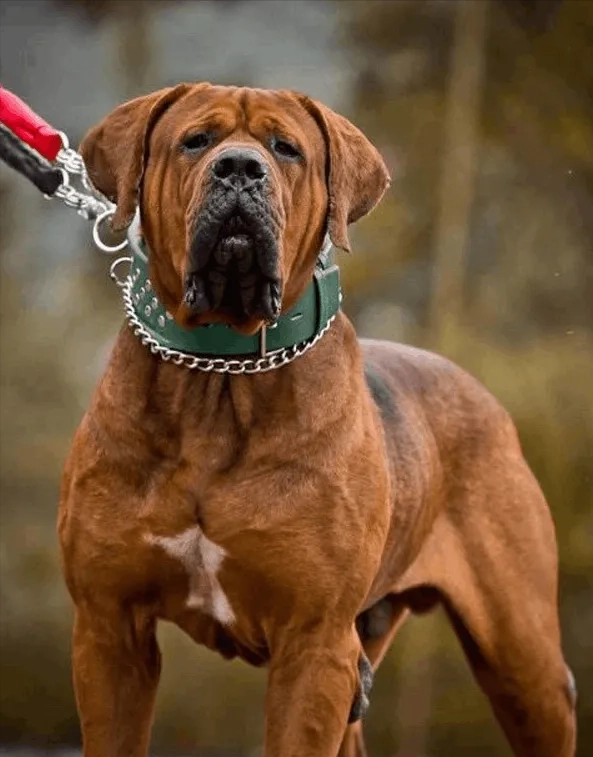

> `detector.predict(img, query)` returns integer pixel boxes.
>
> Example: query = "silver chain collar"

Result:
[112,257,335,374]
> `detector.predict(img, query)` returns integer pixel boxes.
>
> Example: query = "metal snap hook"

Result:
[92,209,128,253]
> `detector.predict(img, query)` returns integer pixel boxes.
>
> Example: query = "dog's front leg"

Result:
[264,626,362,757]
[71,603,161,757]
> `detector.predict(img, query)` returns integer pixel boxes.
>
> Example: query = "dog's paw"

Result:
[348,652,373,723]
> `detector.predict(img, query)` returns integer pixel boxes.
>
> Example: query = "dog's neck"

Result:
[124,234,340,367]
[91,219,366,475]
[91,311,365,472]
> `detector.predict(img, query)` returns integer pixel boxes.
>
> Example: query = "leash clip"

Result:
[0,86,125,254]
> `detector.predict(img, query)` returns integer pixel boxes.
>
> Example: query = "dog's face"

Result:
[81,83,390,334]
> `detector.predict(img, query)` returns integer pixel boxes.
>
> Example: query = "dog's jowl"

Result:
[58,83,576,757]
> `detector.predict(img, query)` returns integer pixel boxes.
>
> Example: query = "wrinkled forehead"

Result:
[152,84,326,154]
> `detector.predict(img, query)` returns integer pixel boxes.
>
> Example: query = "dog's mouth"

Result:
[215,216,254,273]
[184,189,282,328]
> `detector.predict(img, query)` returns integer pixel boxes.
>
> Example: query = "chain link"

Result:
[47,132,128,253]
[52,133,114,221]
[116,258,334,374]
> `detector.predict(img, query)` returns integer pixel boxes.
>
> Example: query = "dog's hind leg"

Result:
[338,598,410,757]
[393,458,577,757]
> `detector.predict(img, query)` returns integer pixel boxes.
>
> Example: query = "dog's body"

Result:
[58,84,576,757]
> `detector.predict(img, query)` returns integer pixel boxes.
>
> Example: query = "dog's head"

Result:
[81,83,390,334]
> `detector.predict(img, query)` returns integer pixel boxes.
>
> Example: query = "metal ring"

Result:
[109,256,132,287]
[92,209,128,253]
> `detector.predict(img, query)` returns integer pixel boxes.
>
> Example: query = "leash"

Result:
[0,84,126,254]
[0,85,340,372]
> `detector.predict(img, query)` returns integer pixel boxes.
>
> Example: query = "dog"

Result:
[58,83,577,757]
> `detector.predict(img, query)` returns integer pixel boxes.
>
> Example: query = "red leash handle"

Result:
[0,85,63,161]
[0,85,117,237]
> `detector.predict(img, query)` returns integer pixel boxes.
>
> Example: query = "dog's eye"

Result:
[182,132,211,152]
[271,137,301,161]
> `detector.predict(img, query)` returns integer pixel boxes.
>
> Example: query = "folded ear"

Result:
[79,83,193,231]
[298,96,391,252]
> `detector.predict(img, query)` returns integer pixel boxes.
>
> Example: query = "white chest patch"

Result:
[145,526,235,626]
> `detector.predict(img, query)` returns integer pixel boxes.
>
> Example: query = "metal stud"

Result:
[157,315,165,328]
[144,305,152,317]
[146,280,152,291]
[166,312,173,320]
[151,297,158,308]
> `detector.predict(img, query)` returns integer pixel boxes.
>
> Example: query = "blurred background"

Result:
[0,0,591,755]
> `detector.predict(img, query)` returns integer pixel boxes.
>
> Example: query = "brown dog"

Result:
[58,83,577,757]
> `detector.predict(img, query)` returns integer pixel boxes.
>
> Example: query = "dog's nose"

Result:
[212,147,268,186]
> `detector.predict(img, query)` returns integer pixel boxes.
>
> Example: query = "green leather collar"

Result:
[126,229,341,358]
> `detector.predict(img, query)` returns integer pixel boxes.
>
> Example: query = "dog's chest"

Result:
[144,524,235,626]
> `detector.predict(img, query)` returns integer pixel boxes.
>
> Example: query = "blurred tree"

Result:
[112,0,155,99]
[428,0,489,348]
[339,1,593,754]
[53,0,156,98]
[501,0,564,32]
[54,0,247,24]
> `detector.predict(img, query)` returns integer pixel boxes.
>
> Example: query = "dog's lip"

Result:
[219,233,252,245]
[220,214,251,237]
[186,205,280,320]
[216,215,256,253]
